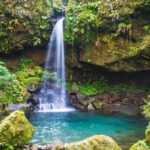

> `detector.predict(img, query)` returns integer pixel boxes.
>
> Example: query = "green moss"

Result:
[53,4,62,14]
[65,135,122,150]
[130,140,150,150]
[146,122,150,142]
[16,59,43,88]
[0,111,35,149]
[94,101,103,108]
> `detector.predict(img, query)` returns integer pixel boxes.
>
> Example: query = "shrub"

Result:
[0,61,26,104]
[142,95,150,118]
[16,59,43,87]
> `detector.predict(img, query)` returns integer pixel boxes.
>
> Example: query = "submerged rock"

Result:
[65,135,122,150]
[0,111,35,146]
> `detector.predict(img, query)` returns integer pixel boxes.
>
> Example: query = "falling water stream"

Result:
[37,17,73,112]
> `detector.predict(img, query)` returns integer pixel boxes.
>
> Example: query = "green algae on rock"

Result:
[65,135,122,150]
[0,111,35,147]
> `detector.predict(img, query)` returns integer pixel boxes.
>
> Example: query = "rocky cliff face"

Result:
[65,0,150,71]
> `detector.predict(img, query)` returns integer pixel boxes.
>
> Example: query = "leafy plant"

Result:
[0,61,26,104]
[143,25,150,33]
[68,77,146,96]
[142,95,150,118]
[16,59,43,87]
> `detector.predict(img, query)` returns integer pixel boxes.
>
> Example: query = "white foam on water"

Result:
[37,107,75,113]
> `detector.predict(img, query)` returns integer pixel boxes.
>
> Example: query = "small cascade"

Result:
[37,17,71,112]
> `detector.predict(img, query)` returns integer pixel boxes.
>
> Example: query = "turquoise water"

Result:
[29,111,147,148]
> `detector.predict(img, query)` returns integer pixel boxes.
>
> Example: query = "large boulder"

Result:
[65,135,122,150]
[0,111,35,146]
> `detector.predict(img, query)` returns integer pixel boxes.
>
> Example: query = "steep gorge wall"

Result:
[65,0,150,71]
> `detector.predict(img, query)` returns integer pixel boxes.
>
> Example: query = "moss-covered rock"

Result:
[0,111,35,147]
[65,135,122,150]
[146,122,150,142]
[130,140,150,150]
[142,95,150,118]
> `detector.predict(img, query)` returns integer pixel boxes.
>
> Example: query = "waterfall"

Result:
[38,17,70,112]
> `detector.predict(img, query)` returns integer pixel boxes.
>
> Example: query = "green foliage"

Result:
[16,58,33,71]
[0,143,15,150]
[142,95,150,118]
[68,77,145,96]
[128,45,139,56]
[111,84,138,93]
[0,61,26,104]
[65,0,149,46]
[16,59,43,87]
[53,5,62,14]
[0,0,51,53]
[143,25,150,33]
[146,122,150,142]
[77,77,109,96]
[130,140,150,150]
[65,1,102,45]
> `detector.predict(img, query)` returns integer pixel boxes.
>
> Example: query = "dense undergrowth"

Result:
[0,0,51,53]
[143,95,150,118]
[67,77,149,96]
[65,0,150,50]
[0,59,43,104]
[0,61,26,104]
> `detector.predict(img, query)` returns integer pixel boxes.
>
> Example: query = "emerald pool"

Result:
[29,111,147,149]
